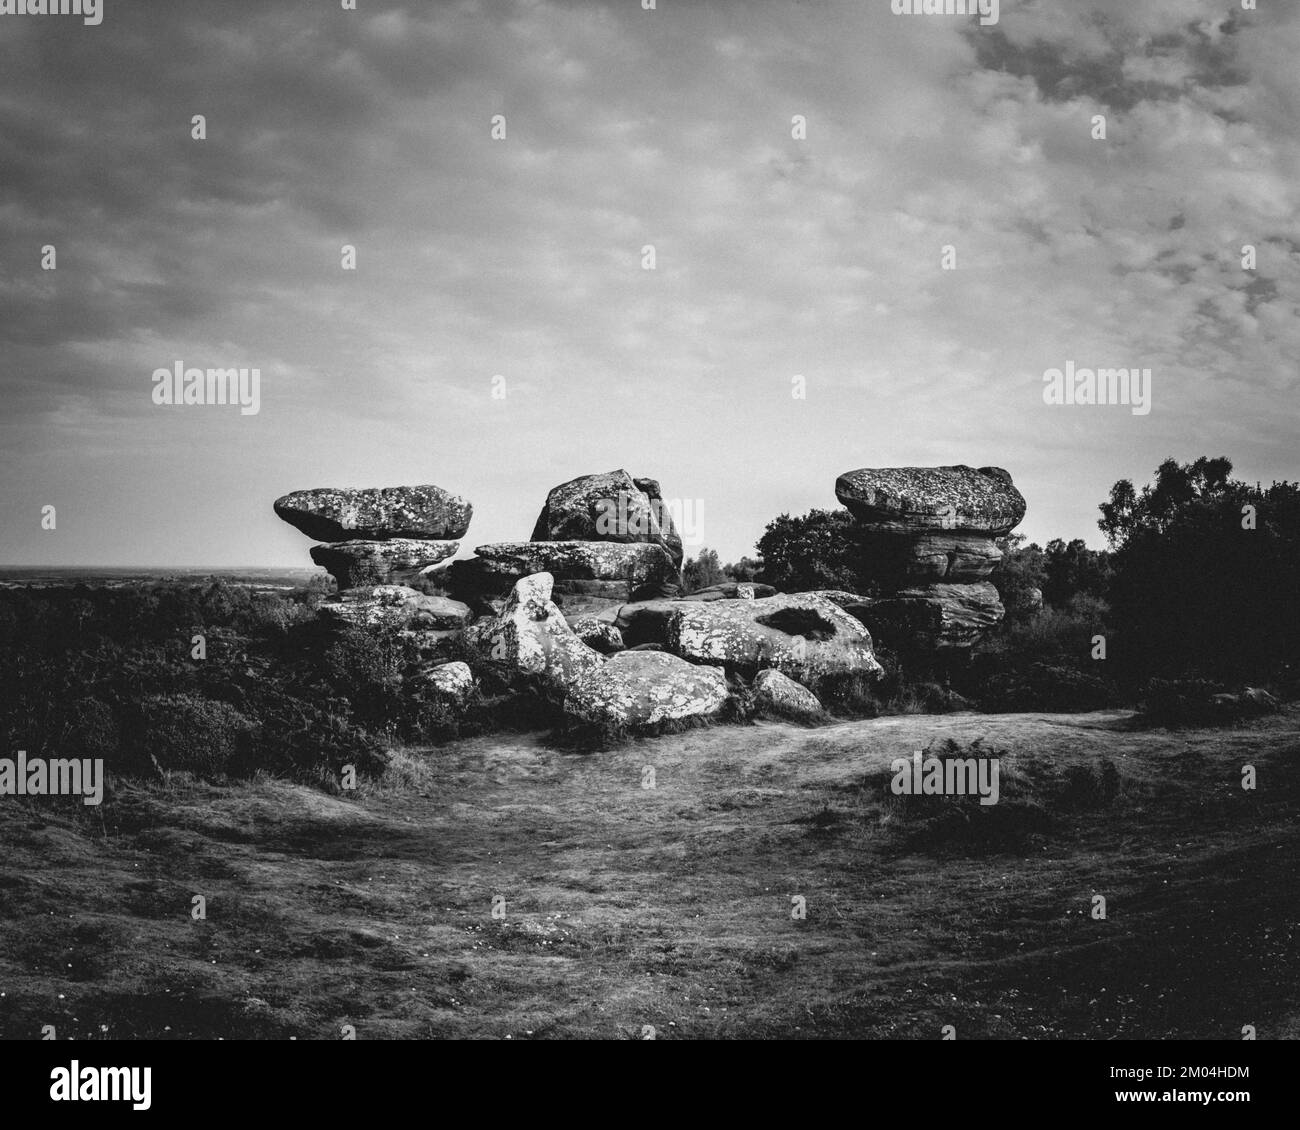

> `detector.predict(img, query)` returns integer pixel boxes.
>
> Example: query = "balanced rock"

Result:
[835,465,1025,535]
[319,585,473,631]
[310,539,458,590]
[564,650,728,730]
[752,669,825,722]
[665,593,883,690]
[859,581,1005,651]
[463,572,604,701]
[531,470,683,567]
[274,485,472,542]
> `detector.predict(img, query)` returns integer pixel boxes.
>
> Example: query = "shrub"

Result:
[131,694,258,777]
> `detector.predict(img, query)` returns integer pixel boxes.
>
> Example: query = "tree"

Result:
[1099,457,1300,682]
[754,509,872,594]
[682,548,725,593]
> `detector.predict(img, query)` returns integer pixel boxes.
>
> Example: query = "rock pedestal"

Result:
[834,465,1027,651]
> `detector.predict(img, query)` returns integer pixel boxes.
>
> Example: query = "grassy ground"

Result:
[1,707,1298,1040]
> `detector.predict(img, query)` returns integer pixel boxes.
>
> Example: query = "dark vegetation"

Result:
[3,456,1297,784]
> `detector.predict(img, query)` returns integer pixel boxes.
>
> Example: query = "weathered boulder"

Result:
[860,531,1002,585]
[415,661,475,708]
[309,539,459,590]
[469,541,678,592]
[319,585,473,631]
[463,572,604,701]
[859,581,1005,650]
[274,485,472,542]
[751,669,825,722]
[571,617,626,655]
[665,593,883,689]
[564,650,728,730]
[835,465,1026,535]
[530,470,683,566]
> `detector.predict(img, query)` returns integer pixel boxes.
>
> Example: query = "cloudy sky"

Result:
[2,0,1297,568]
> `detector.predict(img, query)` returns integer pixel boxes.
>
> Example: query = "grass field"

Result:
[2,708,1298,1040]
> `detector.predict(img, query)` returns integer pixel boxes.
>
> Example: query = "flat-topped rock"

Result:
[531,470,683,566]
[835,465,1026,535]
[274,485,472,541]
[309,539,459,590]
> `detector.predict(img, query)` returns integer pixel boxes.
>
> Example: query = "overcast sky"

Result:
[2,0,1297,568]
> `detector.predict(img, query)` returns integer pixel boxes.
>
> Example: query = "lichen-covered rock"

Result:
[416,661,475,708]
[835,465,1026,535]
[665,593,883,689]
[309,539,459,590]
[679,582,777,602]
[530,470,683,566]
[463,572,604,700]
[571,617,626,655]
[859,581,1005,650]
[470,541,678,591]
[564,650,728,729]
[274,485,472,541]
[752,669,825,721]
[319,585,473,630]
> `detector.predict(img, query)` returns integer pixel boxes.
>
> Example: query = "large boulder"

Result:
[679,582,778,602]
[564,650,728,730]
[835,465,1026,535]
[463,572,604,701]
[319,585,473,631]
[468,541,679,593]
[665,593,883,690]
[752,669,825,722]
[274,485,472,542]
[530,470,683,566]
[415,661,476,709]
[859,581,1005,650]
[309,539,459,590]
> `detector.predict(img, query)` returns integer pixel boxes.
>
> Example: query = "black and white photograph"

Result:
[0,0,1295,1099]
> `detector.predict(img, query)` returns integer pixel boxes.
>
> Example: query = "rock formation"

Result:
[455,470,685,613]
[274,484,471,592]
[833,465,1026,651]
[564,650,729,729]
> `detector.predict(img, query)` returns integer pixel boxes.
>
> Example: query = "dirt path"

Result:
[2,709,1298,1039]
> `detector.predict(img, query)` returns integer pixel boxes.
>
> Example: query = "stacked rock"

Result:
[834,465,1026,651]
[274,485,471,588]
[274,485,475,657]
[455,470,683,616]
